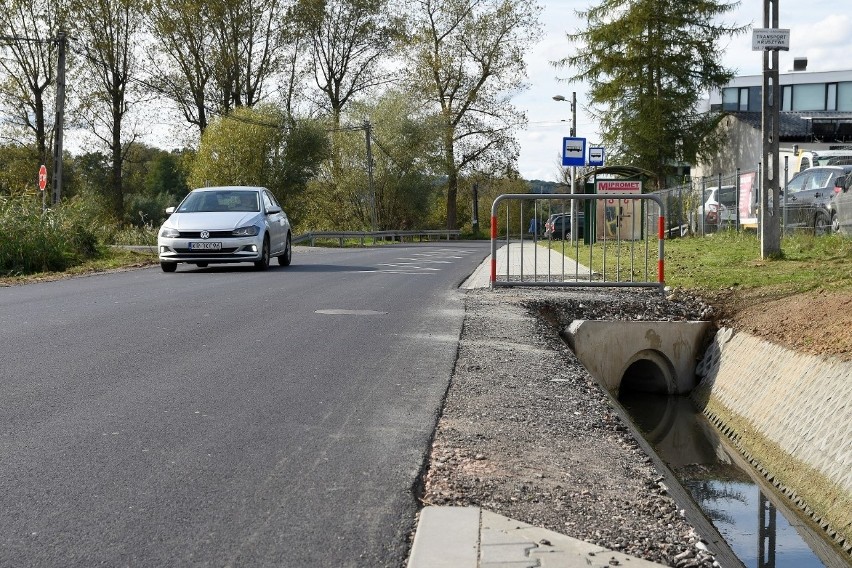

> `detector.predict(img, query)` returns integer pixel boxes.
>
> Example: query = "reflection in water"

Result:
[618,392,829,568]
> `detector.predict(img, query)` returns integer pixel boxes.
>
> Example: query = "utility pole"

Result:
[363,120,377,232]
[760,0,781,258]
[472,183,480,236]
[0,31,66,205]
[570,92,578,243]
[52,31,66,205]
[553,93,580,242]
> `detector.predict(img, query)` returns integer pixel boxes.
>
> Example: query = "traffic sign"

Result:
[38,164,48,191]
[752,28,790,51]
[588,147,605,167]
[562,137,586,167]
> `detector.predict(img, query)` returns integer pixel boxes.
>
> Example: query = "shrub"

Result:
[0,194,103,276]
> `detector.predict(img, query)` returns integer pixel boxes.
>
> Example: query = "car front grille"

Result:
[177,230,234,238]
[173,247,241,254]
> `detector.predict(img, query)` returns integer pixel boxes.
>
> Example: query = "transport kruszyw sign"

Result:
[752,28,790,51]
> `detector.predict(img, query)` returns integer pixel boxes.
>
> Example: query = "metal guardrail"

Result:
[489,193,666,290]
[292,229,460,247]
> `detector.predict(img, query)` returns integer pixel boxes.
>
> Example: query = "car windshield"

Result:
[177,190,260,213]
[807,170,833,189]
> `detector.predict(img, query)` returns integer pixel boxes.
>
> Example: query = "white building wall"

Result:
[692,116,762,179]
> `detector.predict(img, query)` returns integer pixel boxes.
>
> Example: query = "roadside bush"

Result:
[0,194,103,276]
[123,191,175,229]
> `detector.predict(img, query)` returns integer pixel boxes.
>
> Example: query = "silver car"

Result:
[831,174,852,236]
[158,186,292,272]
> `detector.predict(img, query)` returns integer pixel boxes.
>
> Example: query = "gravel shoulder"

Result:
[418,287,726,568]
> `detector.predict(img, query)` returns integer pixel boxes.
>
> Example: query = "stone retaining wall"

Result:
[691,327,852,557]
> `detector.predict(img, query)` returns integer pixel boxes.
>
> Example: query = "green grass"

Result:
[0,247,158,286]
[549,229,852,295]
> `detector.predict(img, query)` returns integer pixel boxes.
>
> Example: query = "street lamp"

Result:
[554,93,578,242]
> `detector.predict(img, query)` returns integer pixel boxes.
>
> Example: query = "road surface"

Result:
[0,242,490,566]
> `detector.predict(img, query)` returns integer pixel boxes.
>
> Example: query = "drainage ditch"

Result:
[617,390,845,567]
[557,314,849,567]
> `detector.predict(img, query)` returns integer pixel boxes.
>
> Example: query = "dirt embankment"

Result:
[697,288,852,361]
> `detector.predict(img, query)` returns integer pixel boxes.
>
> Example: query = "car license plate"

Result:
[189,241,222,251]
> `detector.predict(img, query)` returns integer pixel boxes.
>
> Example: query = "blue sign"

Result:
[562,137,586,167]
[588,146,605,167]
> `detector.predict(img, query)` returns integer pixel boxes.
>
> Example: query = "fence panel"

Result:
[489,193,665,291]
[654,171,760,236]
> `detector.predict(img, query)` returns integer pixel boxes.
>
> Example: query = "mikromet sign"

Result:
[596,180,641,192]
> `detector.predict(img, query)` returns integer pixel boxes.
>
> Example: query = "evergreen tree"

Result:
[555,0,746,188]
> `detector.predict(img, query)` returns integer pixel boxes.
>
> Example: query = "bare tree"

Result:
[406,0,542,229]
[146,0,288,135]
[71,0,144,217]
[299,0,402,127]
[209,0,283,111]
[146,0,215,132]
[0,0,66,163]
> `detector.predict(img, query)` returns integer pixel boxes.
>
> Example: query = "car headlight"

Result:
[160,227,180,238]
[232,225,259,237]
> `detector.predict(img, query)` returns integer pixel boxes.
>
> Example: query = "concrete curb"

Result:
[408,506,669,568]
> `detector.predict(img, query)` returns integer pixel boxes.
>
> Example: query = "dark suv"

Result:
[544,212,585,239]
[781,165,852,233]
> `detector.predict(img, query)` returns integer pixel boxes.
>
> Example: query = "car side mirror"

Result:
[165,206,175,214]
[267,205,282,214]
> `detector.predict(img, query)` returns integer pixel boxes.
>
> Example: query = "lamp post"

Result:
[553,93,578,242]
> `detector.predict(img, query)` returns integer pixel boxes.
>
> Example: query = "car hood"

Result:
[164,212,260,231]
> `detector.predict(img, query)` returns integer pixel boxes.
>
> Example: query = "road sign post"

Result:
[588,147,605,167]
[561,137,586,167]
[38,164,47,211]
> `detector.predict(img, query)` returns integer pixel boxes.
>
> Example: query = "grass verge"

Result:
[548,229,852,296]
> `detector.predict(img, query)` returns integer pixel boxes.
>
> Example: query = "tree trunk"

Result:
[112,96,123,219]
[444,128,458,230]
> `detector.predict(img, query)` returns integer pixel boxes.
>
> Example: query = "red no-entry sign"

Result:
[38,164,48,191]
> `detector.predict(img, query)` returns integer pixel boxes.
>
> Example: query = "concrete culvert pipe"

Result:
[618,350,675,395]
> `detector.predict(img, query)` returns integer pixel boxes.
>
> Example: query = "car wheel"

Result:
[814,213,831,236]
[278,233,292,266]
[161,262,177,273]
[255,235,270,270]
[195,262,208,268]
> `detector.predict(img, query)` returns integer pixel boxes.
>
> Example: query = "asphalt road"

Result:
[0,241,491,567]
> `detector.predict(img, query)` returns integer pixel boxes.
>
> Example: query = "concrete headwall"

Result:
[691,328,852,557]
[566,320,711,395]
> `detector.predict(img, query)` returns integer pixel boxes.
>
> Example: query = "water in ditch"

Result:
[618,392,843,568]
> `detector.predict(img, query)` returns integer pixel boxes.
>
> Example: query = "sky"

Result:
[517,1,852,182]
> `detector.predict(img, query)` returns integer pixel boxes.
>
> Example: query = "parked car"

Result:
[158,186,292,272]
[830,173,852,235]
[544,211,585,239]
[779,165,852,233]
[693,185,739,233]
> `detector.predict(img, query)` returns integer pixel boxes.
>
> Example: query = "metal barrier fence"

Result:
[654,170,759,236]
[489,193,665,290]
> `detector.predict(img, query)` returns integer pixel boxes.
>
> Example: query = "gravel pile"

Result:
[419,286,722,568]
